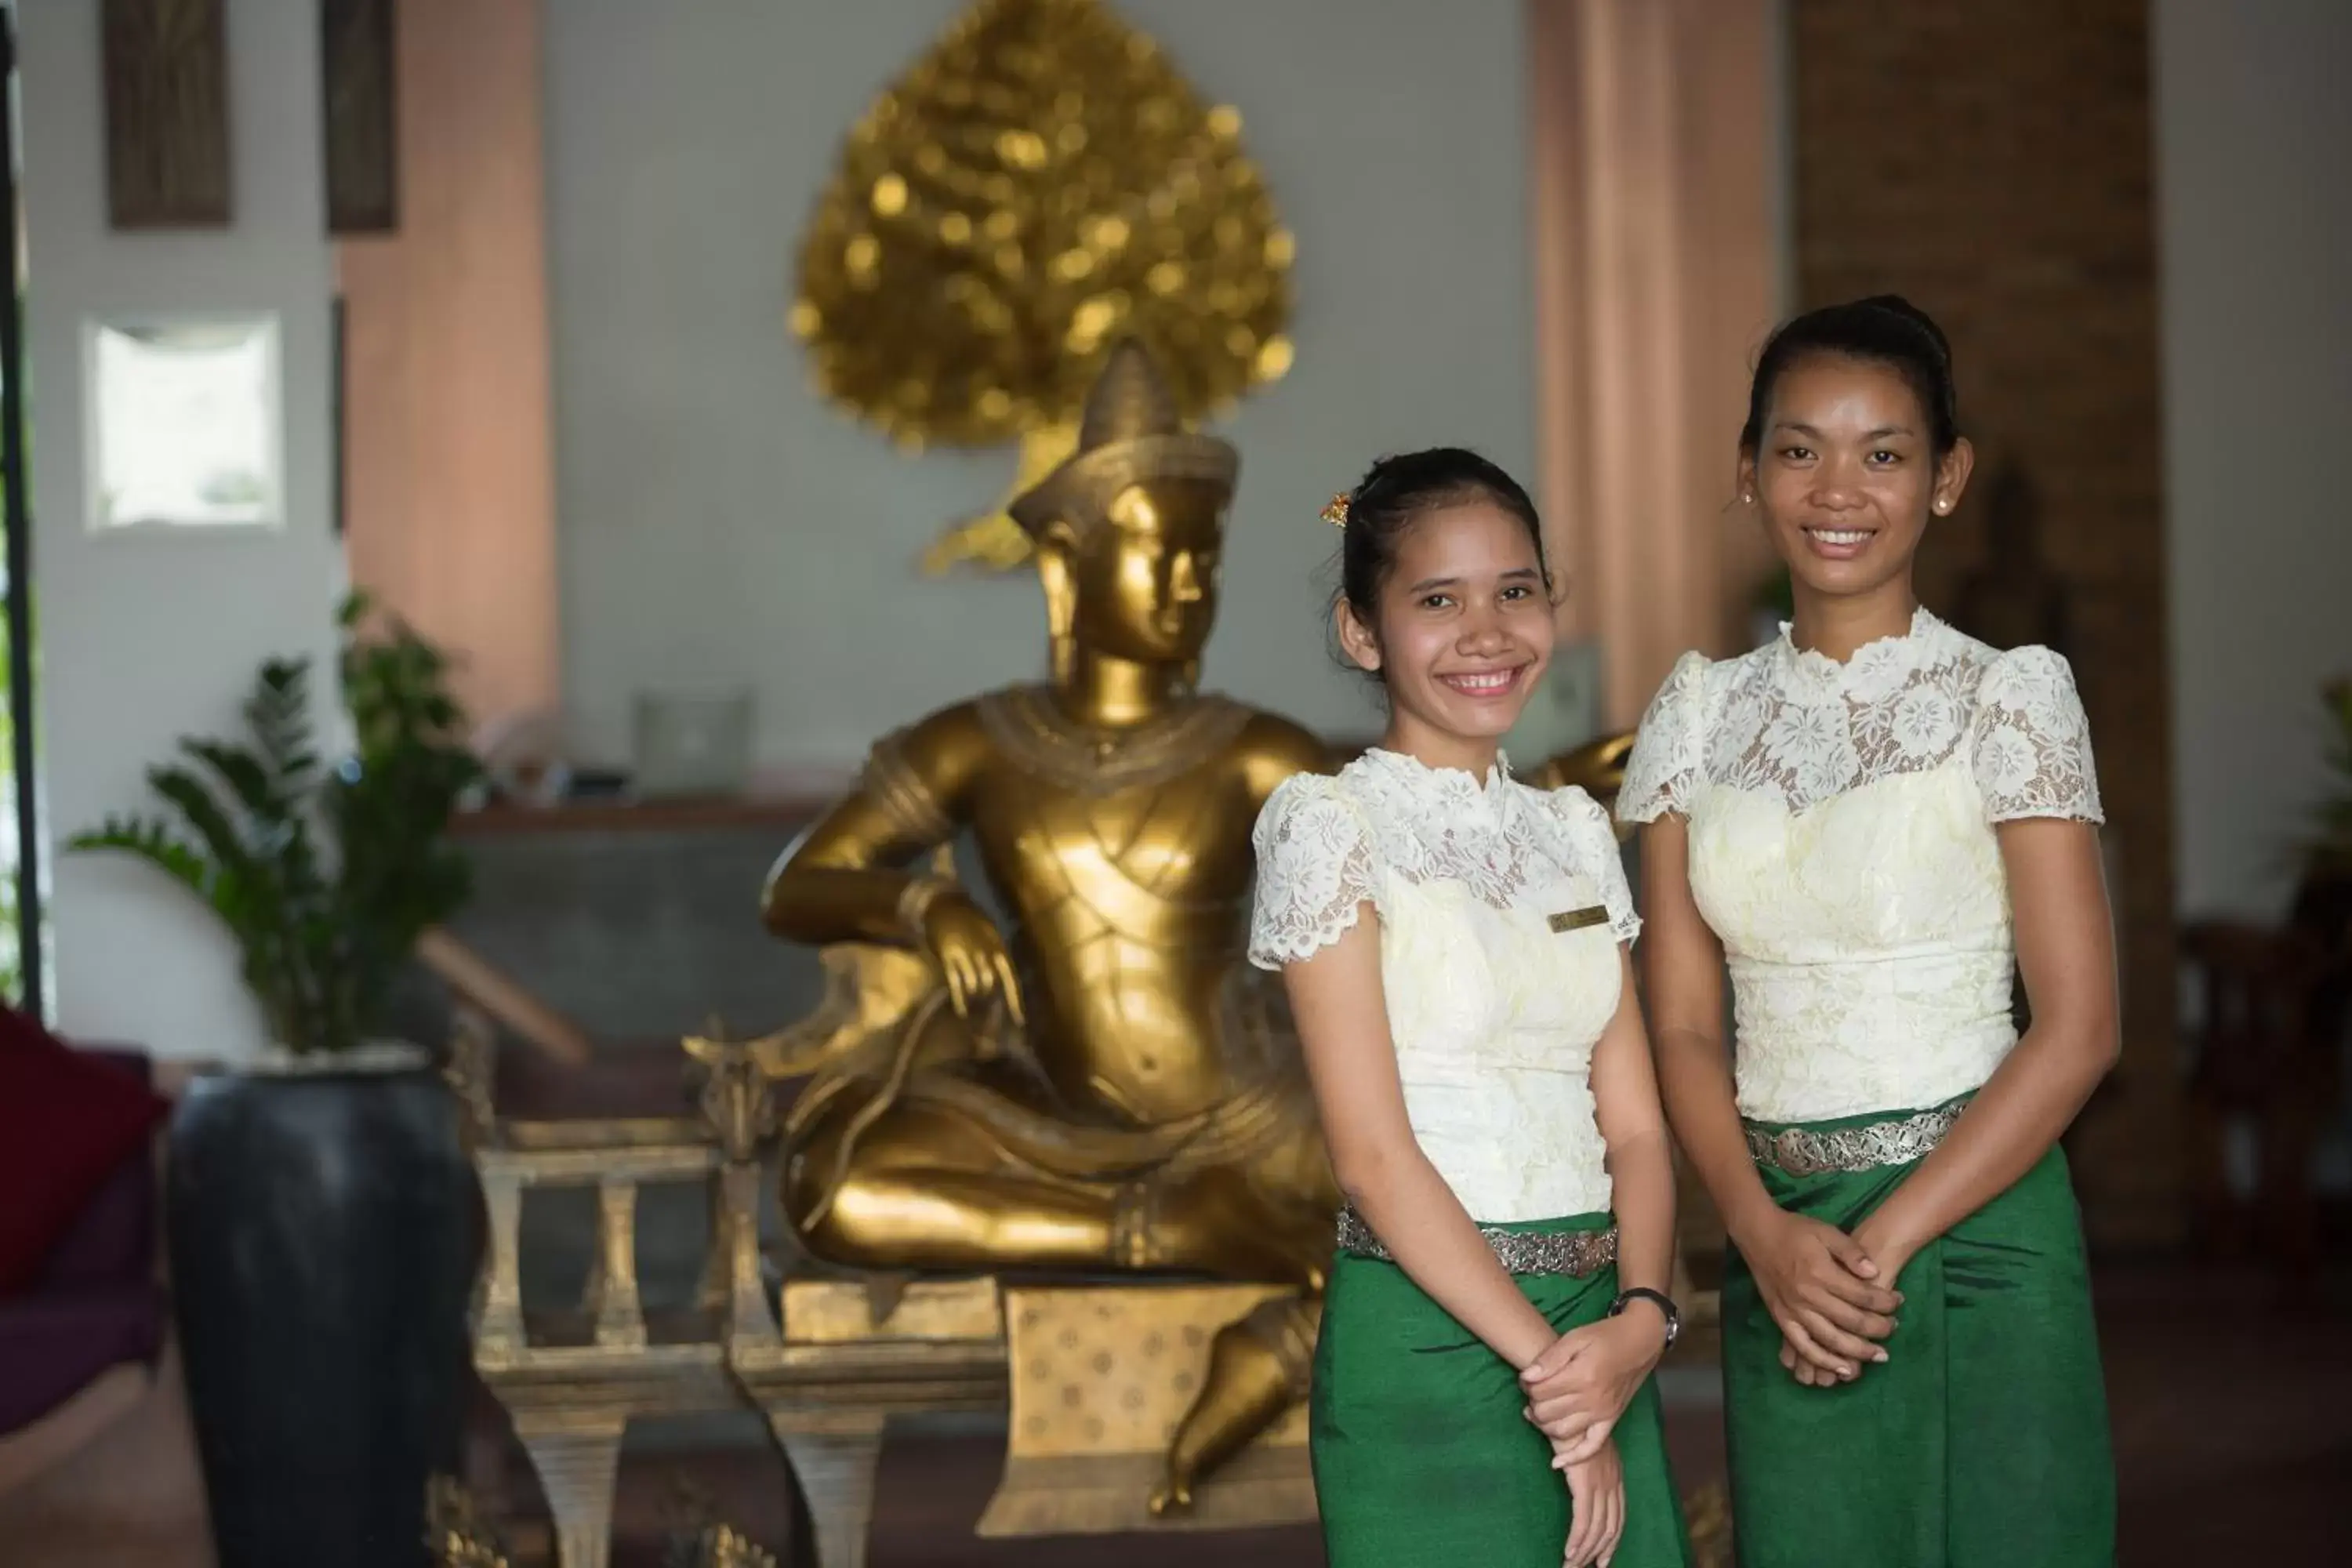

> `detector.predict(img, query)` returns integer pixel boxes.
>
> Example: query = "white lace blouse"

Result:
[1248,749,1640,1223]
[1618,608,2102,1125]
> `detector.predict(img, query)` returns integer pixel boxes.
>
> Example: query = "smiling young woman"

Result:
[1252,449,1693,1568]
[1622,298,2119,1566]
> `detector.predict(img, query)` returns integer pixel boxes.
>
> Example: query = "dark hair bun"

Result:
[1740,295,1962,455]
[1336,448,1548,622]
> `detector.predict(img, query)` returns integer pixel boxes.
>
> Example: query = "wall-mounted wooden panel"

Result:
[103,0,233,229]
[322,0,398,233]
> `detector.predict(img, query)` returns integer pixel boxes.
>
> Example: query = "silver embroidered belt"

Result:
[1334,1205,1619,1277]
[1744,1102,1965,1175]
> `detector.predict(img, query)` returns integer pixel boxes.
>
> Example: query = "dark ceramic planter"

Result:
[166,1047,474,1568]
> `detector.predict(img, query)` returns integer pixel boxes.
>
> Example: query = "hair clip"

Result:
[1321,492,1351,528]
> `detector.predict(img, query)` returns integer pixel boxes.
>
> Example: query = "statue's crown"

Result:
[1007,340,1240,539]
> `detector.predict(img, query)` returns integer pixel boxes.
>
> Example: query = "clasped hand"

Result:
[1519,1311,1666,1464]
[1743,1210,1907,1385]
[1552,1433,1624,1568]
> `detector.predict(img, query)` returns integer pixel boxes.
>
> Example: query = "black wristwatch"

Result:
[1608,1287,1680,1352]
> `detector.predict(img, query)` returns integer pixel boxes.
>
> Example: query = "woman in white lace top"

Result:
[1251,450,1693,1568]
[1620,298,2118,1566]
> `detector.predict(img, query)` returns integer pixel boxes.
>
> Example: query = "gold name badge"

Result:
[1548,906,1610,935]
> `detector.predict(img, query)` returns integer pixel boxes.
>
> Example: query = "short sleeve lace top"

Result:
[1249,749,1637,1222]
[1618,608,2101,1123]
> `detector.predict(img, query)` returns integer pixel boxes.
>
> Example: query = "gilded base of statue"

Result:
[768,1275,1317,1540]
[977,1283,1316,1537]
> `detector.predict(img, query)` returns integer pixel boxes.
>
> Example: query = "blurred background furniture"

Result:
[0,1023,212,1566]
[2180,914,2350,1292]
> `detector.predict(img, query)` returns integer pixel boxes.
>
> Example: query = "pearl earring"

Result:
[1933,498,1949,514]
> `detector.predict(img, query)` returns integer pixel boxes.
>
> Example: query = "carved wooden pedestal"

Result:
[473,1139,736,1568]
[733,1278,1006,1568]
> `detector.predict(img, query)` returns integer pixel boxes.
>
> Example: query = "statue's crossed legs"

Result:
[785,1088,1336,1512]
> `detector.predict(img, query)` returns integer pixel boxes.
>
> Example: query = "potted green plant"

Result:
[71,593,482,1568]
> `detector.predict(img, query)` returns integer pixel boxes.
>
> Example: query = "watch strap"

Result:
[1608,1286,1680,1349]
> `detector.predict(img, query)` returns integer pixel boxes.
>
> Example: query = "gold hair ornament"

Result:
[1321,492,1351,528]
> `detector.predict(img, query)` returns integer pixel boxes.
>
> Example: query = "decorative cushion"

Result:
[0,1286,165,1434]
[0,1011,169,1298]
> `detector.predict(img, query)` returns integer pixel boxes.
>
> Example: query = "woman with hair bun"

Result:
[1617,296,2118,1564]
[1250,448,1693,1567]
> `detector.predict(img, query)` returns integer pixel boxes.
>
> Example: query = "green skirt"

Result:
[1723,1105,2116,1566]
[1312,1213,1693,1568]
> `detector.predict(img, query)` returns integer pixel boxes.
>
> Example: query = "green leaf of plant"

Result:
[68,599,487,1051]
[66,818,215,901]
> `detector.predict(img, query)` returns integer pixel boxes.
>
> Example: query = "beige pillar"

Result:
[338,0,558,728]
[1528,0,1784,725]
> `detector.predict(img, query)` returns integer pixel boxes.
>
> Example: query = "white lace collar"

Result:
[1621,599,2100,823]
[1326,745,1602,911]
[1352,746,1515,809]
[1773,605,1960,700]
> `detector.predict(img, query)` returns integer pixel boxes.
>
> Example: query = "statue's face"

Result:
[1069,480,1227,666]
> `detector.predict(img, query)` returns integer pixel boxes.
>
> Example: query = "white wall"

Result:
[23,0,345,1056]
[543,0,1535,773]
[2156,0,2352,919]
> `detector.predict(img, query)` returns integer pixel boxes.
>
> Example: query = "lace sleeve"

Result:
[1617,652,1710,824]
[1248,776,1380,969]
[1970,646,2103,824]
[1552,789,1640,946]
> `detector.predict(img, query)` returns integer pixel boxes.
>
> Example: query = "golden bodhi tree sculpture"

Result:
[792,0,1295,573]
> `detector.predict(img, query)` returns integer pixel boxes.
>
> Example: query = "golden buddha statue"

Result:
[1532,731,1636,822]
[758,340,1337,1512]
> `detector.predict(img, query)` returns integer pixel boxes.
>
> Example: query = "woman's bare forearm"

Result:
[1342,1146,1561,1370]
[1638,818,1777,1249]
[1858,1021,2111,1262]
[1605,1127,1677,1300]
[1651,1024,1776,1248]
[1588,971,1680,1304]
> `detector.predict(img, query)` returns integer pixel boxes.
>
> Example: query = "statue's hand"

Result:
[914,891,1026,1029]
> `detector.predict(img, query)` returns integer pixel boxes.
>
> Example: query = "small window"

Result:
[84,312,284,532]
